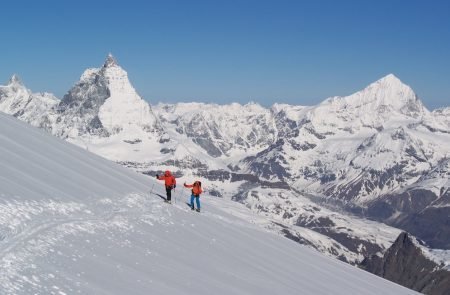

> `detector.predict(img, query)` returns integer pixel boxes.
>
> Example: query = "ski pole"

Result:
[149,183,155,196]
[177,185,183,204]
[171,184,175,204]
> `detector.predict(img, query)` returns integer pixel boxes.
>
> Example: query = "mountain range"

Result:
[1,54,449,294]
[2,111,421,294]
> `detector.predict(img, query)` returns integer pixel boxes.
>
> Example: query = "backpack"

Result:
[192,181,202,196]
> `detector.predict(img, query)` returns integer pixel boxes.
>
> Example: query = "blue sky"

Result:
[1,0,449,109]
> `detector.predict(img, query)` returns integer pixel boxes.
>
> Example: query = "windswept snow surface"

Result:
[0,113,417,294]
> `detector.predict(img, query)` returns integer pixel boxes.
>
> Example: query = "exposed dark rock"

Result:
[161,158,208,170]
[367,201,396,220]
[260,181,290,189]
[196,169,231,182]
[123,139,142,144]
[281,228,316,248]
[55,74,110,136]
[304,126,327,139]
[150,170,184,178]
[230,173,258,183]
[288,140,302,151]
[194,169,290,189]
[245,153,290,180]
[395,206,450,249]
[296,216,335,228]
[405,146,428,163]
[273,112,300,138]
[323,230,382,256]
[320,173,336,184]
[361,232,450,295]
[295,216,384,257]
[423,124,450,134]
[326,163,411,202]
[289,140,317,151]
[87,116,109,136]
[207,189,223,197]
[300,142,317,151]
[158,135,170,143]
[363,188,450,249]
[227,164,240,172]
[391,128,407,140]
[192,137,223,157]
[357,134,377,152]
[160,147,175,154]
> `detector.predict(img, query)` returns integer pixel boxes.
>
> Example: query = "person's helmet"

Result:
[165,170,171,176]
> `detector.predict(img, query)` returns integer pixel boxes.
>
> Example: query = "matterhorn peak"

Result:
[103,53,118,68]
[8,74,24,86]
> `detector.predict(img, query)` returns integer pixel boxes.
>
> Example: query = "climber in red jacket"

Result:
[184,181,203,212]
[156,170,176,203]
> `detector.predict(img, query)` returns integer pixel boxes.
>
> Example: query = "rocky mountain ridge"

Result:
[361,232,450,295]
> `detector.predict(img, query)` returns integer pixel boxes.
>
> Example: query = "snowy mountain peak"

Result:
[7,74,24,86]
[0,75,59,128]
[49,54,162,141]
[365,73,416,102]
[376,73,402,85]
[103,53,118,68]
[368,73,427,115]
[322,74,427,119]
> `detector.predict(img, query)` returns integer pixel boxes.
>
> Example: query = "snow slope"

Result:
[0,112,417,294]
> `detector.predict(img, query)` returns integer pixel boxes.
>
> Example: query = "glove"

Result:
[156,174,159,179]
[174,184,176,188]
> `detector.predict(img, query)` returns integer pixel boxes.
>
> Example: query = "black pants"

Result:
[166,186,173,201]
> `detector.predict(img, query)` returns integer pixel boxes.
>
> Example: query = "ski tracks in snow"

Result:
[0,192,163,293]
[0,192,296,294]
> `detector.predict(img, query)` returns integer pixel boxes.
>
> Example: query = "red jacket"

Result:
[157,171,176,188]
[184,181,202,196]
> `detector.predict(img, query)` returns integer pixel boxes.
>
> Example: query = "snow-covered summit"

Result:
[103,52,117,68]
[293,74,430,140]
[241,74,450,228]
[49,54,161,139]
[0,75,31,115]
[322,74,427,121]
[0,75,58,127]
[97,54,157,134]
[7,74,24,86]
